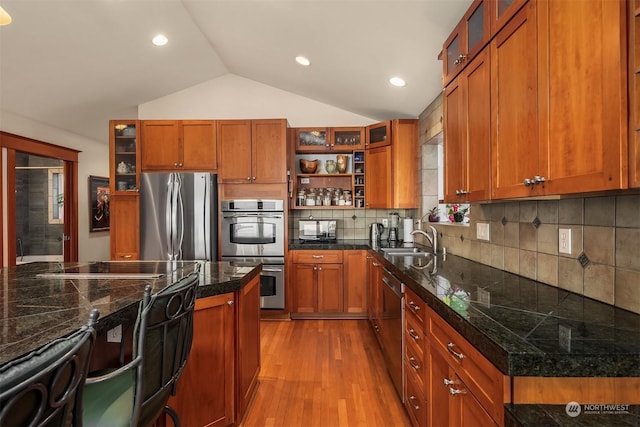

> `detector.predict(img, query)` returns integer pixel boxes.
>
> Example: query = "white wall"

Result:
[0,110,110,262]
[139,74,376,126]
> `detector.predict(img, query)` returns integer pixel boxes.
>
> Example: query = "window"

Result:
[49,168,64,224]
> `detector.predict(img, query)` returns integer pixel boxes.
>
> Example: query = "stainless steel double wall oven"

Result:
[220,199,285,310]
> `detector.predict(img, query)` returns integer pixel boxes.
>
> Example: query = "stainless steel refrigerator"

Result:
[140,172,217,261]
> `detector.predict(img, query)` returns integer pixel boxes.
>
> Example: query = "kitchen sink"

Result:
[380,247,431,256]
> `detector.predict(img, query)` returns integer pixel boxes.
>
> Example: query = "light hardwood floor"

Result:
[240,319,411,427]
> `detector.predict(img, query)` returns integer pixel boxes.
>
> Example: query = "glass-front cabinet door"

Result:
[366,121,391,148]
[295,128,329,152]
[491,0,528,36]
[110,120,139,193]
[330,127,365,150]
[442,0,490,86]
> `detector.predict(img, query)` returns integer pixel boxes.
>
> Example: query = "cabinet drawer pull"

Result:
[448,386,467,396]
[409,356,420,370]
[121,255,132,259]
[447,342,465,359]
[372,262,380,267]
[312,255,324,259]
[407,300,420,312]
[443,378,455,386]
[408,329,420,341]
[408,395,420,410]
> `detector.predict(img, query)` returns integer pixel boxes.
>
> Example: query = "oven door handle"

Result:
[262,267,284,273]
[223,213,283,219]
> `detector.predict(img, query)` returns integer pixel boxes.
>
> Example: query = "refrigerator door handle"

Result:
[176,173,184,260]
[203,175,211,260]
[165,173,174,259]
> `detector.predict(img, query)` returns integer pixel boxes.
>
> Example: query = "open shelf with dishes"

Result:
[293,151,365,209]
[110,120,140,193]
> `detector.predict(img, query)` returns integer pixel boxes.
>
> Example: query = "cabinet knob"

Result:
[178,163,183,167]
[443,378,455,386]
[448,386,467,396]
[454,54,467,65]
[247,177,252,181]
[174,162,178,167]
[318,266,322,271]
[534,175,546,184]
[227,299,235,306]
[252,176,256,181]
[523,178,534,186]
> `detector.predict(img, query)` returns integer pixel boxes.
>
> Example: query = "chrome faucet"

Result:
[411,226,438,255]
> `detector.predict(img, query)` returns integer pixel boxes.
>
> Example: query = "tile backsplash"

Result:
[289,209,418,241]
[418,196,640,314]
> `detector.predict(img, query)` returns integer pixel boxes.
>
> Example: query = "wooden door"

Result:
[390,119,419,208]
[167,293,235,427]
[365,146,391,208]
[236,275,260,422]
[464,47,491,202]
[449,373,497,427]
[443,75,466,202]
[218,120,253,183]
[317,263,344,313]
[110,193,139,260]
[292,263,317,313]
[181,120,217,171]
[537,0,627,194]
[428,344,451,427]
[490,1,540,199]
[252,119,287,183]
[140,120,180,171]
[343,250,367,314]
[367,256,383,326]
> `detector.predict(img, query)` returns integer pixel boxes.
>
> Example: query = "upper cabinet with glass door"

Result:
[296,127,364,152]
[442,0,491,86]
[110,120,140,193]
[490,0,529,36]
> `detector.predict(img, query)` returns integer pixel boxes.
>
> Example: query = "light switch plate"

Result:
[300,177,310,184]
[559,324,571,352]
[477,288,490,308]
[107,324,122,343]
[476,223,490,241]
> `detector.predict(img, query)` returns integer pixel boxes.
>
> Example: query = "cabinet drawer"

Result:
[428,307,504,425]
[405,287,426,325]
[405,335,425,391]
[405,308,425,357]
[404,367,427,427]
[292,250,343,264]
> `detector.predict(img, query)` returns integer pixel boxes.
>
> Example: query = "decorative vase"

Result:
[453,212,465,223]
[428,215,440,222]
[325,160,336,174]
[336,155,348,173]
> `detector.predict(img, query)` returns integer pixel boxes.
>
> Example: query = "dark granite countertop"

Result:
[290,240,640,377]
[0,260,261,366]
[289,239,371,250]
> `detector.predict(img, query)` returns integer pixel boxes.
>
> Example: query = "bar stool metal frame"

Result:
[0,309,99,427]
[83,268,200,427]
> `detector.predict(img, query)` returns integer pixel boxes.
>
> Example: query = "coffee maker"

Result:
[388,212,400,243]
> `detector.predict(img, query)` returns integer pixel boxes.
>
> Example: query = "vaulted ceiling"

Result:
[0,0,470,143]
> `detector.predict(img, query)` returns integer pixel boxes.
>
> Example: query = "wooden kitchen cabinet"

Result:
[367,253,383,341]
[490,0,528,35]
[236,274,261,423]
[404,286,427,427]
[490,1,539,199]
[366,121,391,148]
[140,120,217,171]
[442,0,491,86]
[343,250,367,315]
[630,0,640,188]
[291,250,344,314]
[109,193,139,260]
[218,119,287,184]
[365,119,418,209]
[295,127,364,152]
[168,293,235,427]
[110,120,140,193]
[443,47,491,203]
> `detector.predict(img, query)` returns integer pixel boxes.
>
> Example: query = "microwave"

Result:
[298,220,337,242]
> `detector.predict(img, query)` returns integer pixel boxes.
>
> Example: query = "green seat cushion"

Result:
[83,369,135,427]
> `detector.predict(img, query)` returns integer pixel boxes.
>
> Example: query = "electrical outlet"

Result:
[107,325,122,343]
[477,288,490,308]
[476,223,490,241]
[559,228,572,254]
[382,219,388,227]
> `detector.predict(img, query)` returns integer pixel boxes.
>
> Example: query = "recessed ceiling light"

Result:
[389,77,406,87]
[152,34,169,47]
[295,56,311,66]
[0,6,12,26]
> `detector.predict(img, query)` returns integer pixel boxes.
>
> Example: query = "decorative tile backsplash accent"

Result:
[423,196,640,315]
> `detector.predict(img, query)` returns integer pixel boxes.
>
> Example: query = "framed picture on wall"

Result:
[89,176,110,232]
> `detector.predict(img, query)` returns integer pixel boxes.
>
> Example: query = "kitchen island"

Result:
[0,260,261,366]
